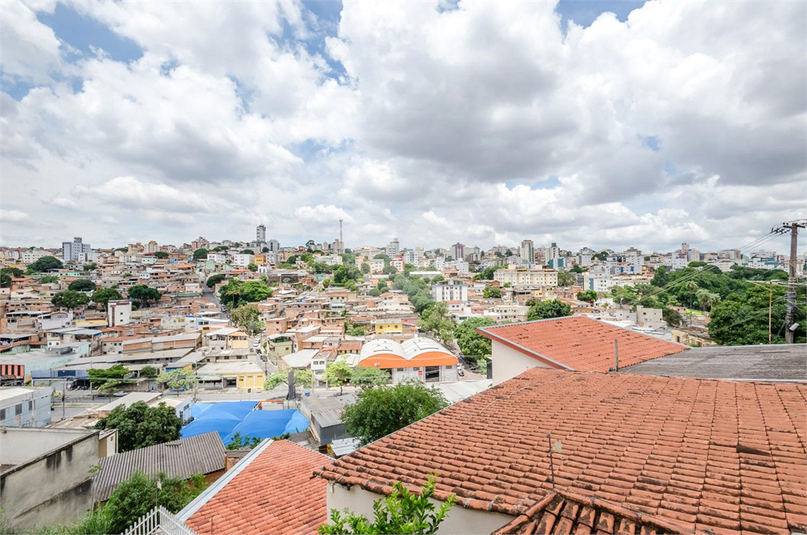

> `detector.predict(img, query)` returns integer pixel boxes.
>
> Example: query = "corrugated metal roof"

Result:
[93,431,225,501]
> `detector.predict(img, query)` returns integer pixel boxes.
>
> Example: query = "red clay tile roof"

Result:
[478,316,686,371]
[186,440,328,535]
[492,489,702,535]
[316,369,807,535]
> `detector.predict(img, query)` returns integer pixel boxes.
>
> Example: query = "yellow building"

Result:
[195,362,266,390]
[254,254,267,266]
[373,319,403,335]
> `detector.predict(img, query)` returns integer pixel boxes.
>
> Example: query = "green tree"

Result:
[482,286,502,299]
[292,368,314,388]
[662,307,683,328]
[140,366,158,378]
[193,248,209,261]
[92,287,124,307]
[577,290,598,303]
[696,289,721,311]
[247,263,258,272]
[0,272,11,288]
[89,364,131,393]
[611,285,639,306]
[418,302,456,343]
[350,367,389,389]
[52,290,90,309]
[103,471,208,534]
[128,285,161,306]
[154,251,169,259]
[29,255,63,272]
[708,284,805,345]
[206,273,225,288]
[368,288,381,297]
[343,382,448,446]
[264,373,287,390]
[323,361,352,395]
[40,274,59,284]
[320,475,455,535]
[527,299,573,321]
[158,369,197,392]
[95,401,182,452]
[455,317,497,360]
[241,249,255,255]
[241,280,273,302]
[651,265,670,287]
[231,304,264,335]
[83,262,98,271]
[360,263,371,274]
[558,272,577,287]
[594,251,609,262]
[68,279,96,292]
[226,432,262,450]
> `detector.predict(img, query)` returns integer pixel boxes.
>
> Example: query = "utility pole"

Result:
[772,219,806,343]
[768,282,773,345]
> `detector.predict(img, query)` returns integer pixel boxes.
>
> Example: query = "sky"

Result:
[1,0,805,255]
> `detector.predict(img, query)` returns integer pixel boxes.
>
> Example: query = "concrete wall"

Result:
[0,428,100,529]
[327,483,514,535]
[492,340,551,385]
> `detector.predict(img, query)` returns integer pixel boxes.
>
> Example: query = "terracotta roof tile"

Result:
[478,316,686,371]
[186,441,328,535]
[315,369,807,534]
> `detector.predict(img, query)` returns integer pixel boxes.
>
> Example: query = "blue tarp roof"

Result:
[181,401,259,440]
[222,409,309,444]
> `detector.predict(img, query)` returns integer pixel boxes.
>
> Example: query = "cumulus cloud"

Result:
[0,209,30,223]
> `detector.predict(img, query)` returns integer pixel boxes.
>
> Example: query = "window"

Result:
[0,408,6,420]
[424,366,440,383]
[15,403,23,415]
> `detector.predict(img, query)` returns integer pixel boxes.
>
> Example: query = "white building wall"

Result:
[491,340,552,385]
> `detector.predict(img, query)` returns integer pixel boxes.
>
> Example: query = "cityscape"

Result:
[1,0,806,534]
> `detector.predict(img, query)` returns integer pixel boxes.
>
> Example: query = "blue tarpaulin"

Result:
[222,409,309,444]
[181,401,259,440]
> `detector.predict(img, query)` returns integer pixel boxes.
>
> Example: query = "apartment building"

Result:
[493,268,558,287]
[431,281,468,302]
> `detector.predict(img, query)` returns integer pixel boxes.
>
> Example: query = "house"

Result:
[358,337,458,383]
[0,386,52,427]
[195,361,265,390]
[477,316,686,385]
[204,328,249,350]
[372,318,403,335]
[178,440,328,535]
[316,368,807,535]
[93,432,226,502]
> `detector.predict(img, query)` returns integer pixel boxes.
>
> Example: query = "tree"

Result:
[708,284,805,345]
[611,285,639,306]
[206,273,225,288]
[83,263,98,271]
[40,274,59,284]
[382,265,398,275]
[103,471,208,534]
[320,475,455,535]
[140,366,158,378]
[95,401,182,452]
[361,263,371,274]
[193,248,209,260]
[89,364,131,393]
[350,367,389,389]
[92,287,123,307]
[154,251,169,259]
[241,280,272,302]
[377,280,388,292]
[29,256,63,272]
[557,272,577,287]
[68,279,96,292]
[323,361,352,395]
[651,266,670,287]
[455,317,497,359]
[265,373,287,390]
[594,251,609,262]
[431,274,445,283]
[52,290,90,309]
[241,249,255,255]
[418,302,456,343]
[368,288,381,297]
[696,289,721,311]
[343,382,448,446]
[226,432,262,450]
[577,290,598,303]
[527,299,573,321]
[158,369,197,392]
[128,285,161,306]
[231,304,264,335]
[482,286,502,299]
[662,307,683,328]
[247,262,258,272]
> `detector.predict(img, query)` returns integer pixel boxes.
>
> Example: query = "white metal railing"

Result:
[123,506,198,535]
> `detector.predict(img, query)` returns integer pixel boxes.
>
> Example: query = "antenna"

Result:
[614,338,619,371]
[339,219,343,254]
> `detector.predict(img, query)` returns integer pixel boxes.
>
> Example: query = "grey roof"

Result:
[623,344,807,382]
[93,431,225,501]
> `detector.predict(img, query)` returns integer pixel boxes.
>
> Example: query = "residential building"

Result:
[372,319,403,334]
[450,242,465,261]
[266,239,280,252]
[577,246,595,267]
[107,299,132,327]
[0,387,52,427]
[358,338,458,383]
[256,224,267,243]
[145,241,159,254]
[385,238,400,256]
[61,237,91,262]
[493,268,558,287]
[519,240,534,263]
[231,253,254,267]
[431,281,468,302]
[20,249,50,264]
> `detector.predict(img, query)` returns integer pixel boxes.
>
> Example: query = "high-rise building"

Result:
[146,241,159,254]
[62,237,91,262]
[386,238,400,256]
[267,239,280,252]
[451,242,465,261]
[256,225,267,243]
[520,240,534,263]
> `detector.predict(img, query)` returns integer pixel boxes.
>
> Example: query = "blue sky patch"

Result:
[556,0,647,27]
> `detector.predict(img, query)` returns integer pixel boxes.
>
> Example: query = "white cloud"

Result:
[0,209,30,223]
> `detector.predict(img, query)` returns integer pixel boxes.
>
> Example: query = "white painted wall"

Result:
[327,483,514,535]
[491,340,551,385]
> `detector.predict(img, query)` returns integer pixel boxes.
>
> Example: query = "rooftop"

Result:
[624,344,807,382]
[181,440,327,535]
[316,368,807,534]
[478,316,686,371]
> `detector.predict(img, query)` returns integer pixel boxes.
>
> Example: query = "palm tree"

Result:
[696,289,721,311]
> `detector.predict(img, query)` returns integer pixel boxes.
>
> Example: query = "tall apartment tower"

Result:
[451,242,465,261]
[520,240,535,263]
[61,237,91,262]
[256,225,267,243]
[386,238,400,256]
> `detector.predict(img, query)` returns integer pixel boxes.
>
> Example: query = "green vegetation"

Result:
[526,299,573,321]
[247,263,258,272]
[154,251,169,259]
[206,273,225,288]
[709,283,805,344]
[139,366,158,378]
[192,248,209,260]
[28,256,63,272]
[127,285,161,306]
[349,367,389,389]
[95,401,182,452]
[1,267,25,288]
[240,249,255,255]
[226,432,262,450]
[320,476,455,535]
[577,290,598,303]
[455,318,496,368]
[88,365,131,393]
[323,361,352,395]
[40,274,59,284]
[219,279,273,307]
[230,304,264,335]
[392,273,434,313]
[343,382,447,446]
[68,279,96,292]
[482,286,501,299]
[158,369,197,392]
[474,266,502,280]
[51,290,90,309]
[557,272,577,286]
[418,302,456,343]
[344,320,366,336]
[91,288,123,307]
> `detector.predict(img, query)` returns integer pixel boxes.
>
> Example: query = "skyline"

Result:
[2,0,805,254]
